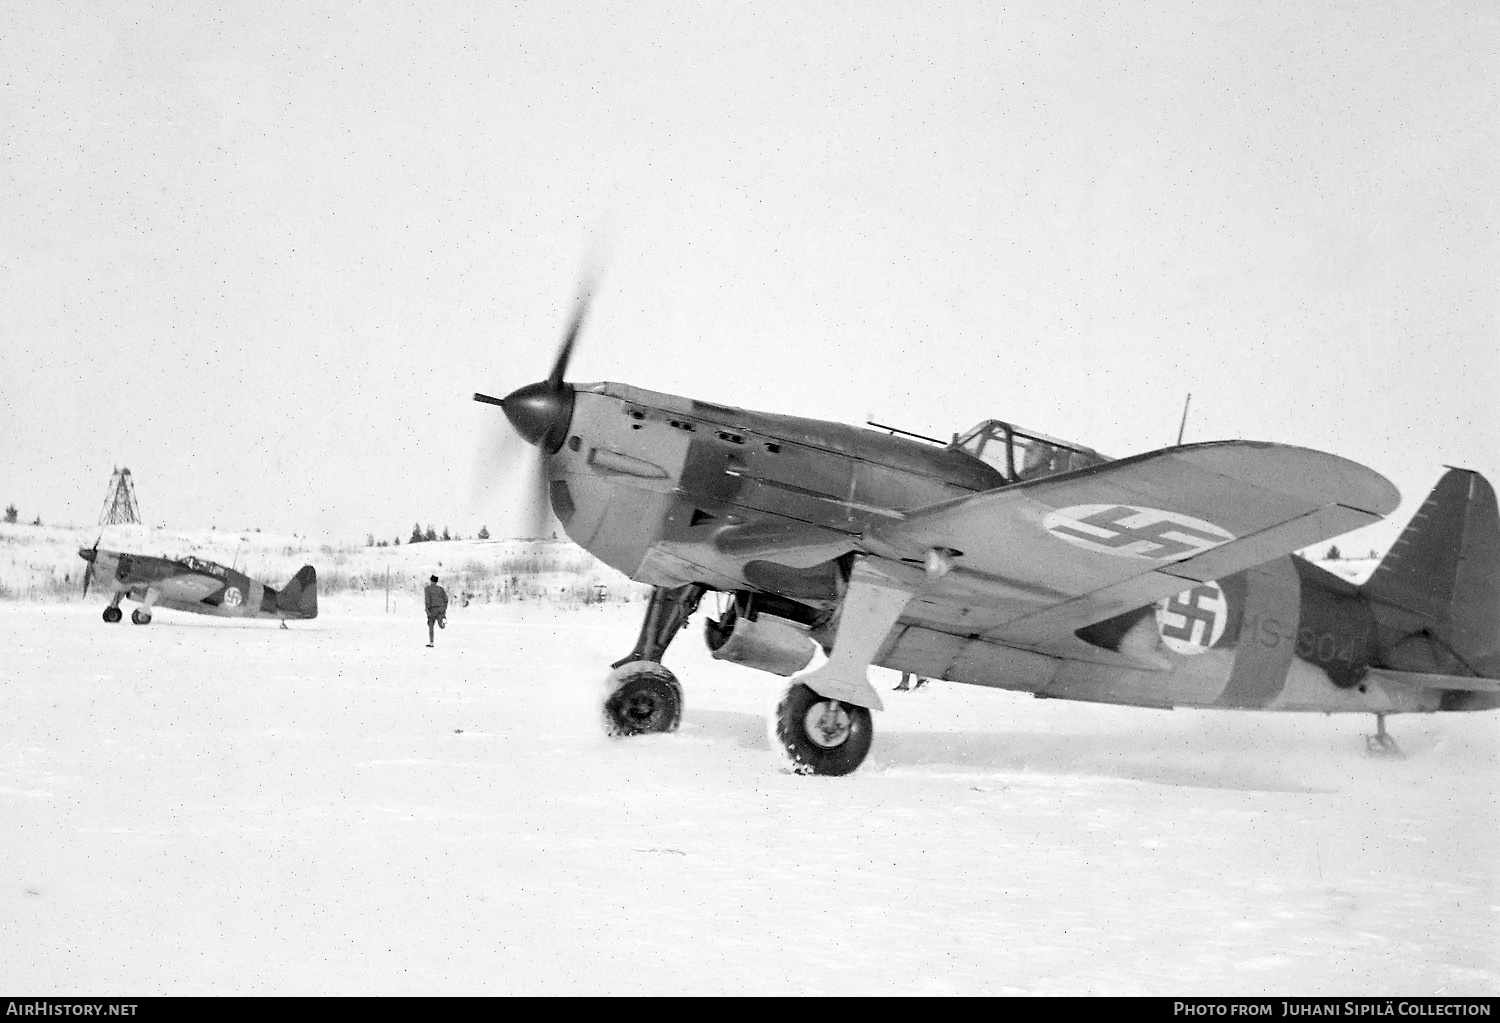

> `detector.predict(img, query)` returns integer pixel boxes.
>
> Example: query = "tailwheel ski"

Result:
[773,682,873,776]
[603,661,683,737]
[1365,712,1402,756]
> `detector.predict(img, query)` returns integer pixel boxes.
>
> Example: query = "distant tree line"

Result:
[1322,544,1379,560]
[365,524,491,547]
[4,504,40,526]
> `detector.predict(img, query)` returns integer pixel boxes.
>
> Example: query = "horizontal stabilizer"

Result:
[1365,668,1500,694]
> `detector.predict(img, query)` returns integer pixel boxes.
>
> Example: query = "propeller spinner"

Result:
[475,380,575,454]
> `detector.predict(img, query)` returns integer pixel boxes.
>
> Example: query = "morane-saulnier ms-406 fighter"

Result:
[78,545,318,627]
[475,286,1500,775]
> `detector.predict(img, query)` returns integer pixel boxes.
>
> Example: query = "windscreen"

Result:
[956,420,1108,482]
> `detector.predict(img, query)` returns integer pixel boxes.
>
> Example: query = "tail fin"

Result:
[276,565,318,619]
[1363,469,1500,676]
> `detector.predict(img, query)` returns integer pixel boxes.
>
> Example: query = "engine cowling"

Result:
[705,603,818,677]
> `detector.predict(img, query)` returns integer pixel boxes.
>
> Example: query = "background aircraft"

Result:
[475,285,1500,776]
[79,545,318,626]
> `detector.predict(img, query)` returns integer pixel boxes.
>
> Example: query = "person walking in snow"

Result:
[424,574,448,647]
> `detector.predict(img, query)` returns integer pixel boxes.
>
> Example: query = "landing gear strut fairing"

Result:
[475,283,1500,775]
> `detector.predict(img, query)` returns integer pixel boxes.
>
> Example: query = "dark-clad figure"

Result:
[424,574,448,648]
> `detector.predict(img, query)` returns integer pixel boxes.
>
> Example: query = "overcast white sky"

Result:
[2,0,1495,547]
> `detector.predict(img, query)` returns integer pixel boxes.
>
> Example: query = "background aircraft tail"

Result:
[1362,469,1500,685]
[277,565,318,619]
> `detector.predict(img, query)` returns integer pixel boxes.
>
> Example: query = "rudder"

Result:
[1363,469,1500,676]
[277,565,318,619]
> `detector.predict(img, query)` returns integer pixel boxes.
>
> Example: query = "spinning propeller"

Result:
[79,534,102,597]
[471,271,597,539]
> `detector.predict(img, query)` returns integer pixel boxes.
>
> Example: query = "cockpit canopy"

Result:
[177,554,229,577]
[955,420,1109,483]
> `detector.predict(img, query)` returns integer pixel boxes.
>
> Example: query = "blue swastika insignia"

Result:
[1161,585,1221,642]
[1155,580,1229,653]
[1047,505,1231,560]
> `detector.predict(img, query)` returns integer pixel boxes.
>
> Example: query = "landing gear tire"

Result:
[773,683,873,776]
[131,608,152,625]
[603,661,683,737]
[103,606,123,624]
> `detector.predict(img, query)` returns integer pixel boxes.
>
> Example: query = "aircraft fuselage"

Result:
[81,549,317,622]
[539,381,1500,717]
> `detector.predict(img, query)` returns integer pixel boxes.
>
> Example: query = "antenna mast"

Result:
[1175,393,1192,446]
[99,467,142,525]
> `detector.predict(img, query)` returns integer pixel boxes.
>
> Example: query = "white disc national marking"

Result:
[222,585,242,607]
[1041,504,1234,561]
[1155,580,1229,655]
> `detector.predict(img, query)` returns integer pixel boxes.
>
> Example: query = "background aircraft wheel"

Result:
[773,683,873,776]
[602,661,682,736]
[102,606,123,623]
[131,608,152,625]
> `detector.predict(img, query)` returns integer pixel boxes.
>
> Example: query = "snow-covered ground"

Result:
[2,594,1496,995]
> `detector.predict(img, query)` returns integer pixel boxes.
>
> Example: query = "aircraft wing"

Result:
[868,441,1400,653]
[152,572,226,604]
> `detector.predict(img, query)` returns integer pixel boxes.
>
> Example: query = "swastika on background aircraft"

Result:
[1045,504,1232,560]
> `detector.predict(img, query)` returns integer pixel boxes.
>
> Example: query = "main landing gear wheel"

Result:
[603,661,683,737]
[131,609,152,625]
[773,683,873,776]
[102,606,123,624]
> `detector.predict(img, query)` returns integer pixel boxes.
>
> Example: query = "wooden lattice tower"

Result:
[99,467,142,525]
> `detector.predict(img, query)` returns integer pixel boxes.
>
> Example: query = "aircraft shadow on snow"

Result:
[685,707,1338,793]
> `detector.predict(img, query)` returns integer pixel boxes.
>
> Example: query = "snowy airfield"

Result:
[2,589,1496,996]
